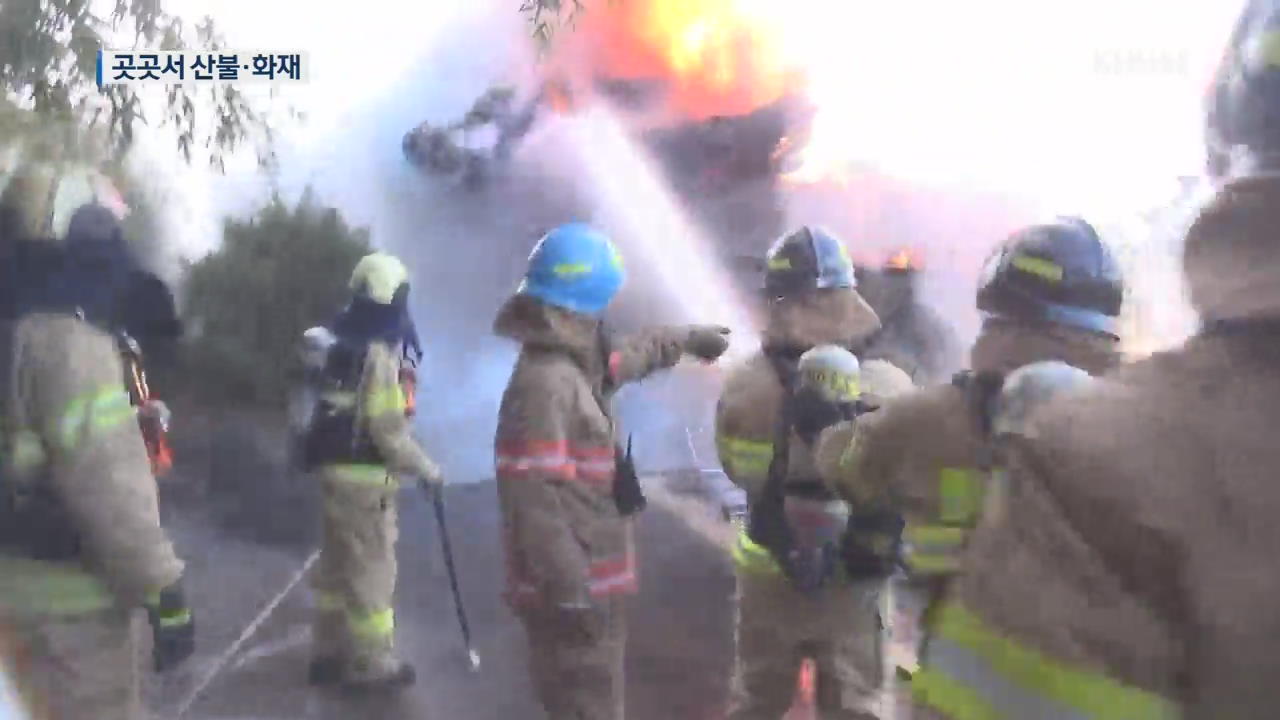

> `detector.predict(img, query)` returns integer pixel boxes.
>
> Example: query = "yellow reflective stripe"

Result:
[905,525,968,547]
[347,607,394,644]
[938,467,985,526]
[731,529,781,575]
[159,608,192,628]
[0,553,115,617]
[907,555,964,575]
[325,463,392,487]
[57,385,134,451]
[10,430,46,473]
[552,261,591,277]
[716,434,773,477]
[1009,254,1063,283]
[364,385,406,419]
[924,602,1179,720]
[904,523,969,576]
[912,666,1003,720]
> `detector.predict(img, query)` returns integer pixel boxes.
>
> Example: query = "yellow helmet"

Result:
[349,252,410,305]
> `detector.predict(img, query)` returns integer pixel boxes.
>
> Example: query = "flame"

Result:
[543,76,577,114]
[884,247,921,272]
[574,0,804,119]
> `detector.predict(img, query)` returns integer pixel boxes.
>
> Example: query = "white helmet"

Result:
[993,361,1092,438]
[797,344,860,403]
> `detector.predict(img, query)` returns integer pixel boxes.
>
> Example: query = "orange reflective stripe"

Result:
[495,441,615,489]
[588,551,637,596]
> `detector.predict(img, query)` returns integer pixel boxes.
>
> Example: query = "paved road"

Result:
[159,478,739,720]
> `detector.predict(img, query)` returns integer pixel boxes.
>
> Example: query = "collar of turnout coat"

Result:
[1185,177,1280,324]
[493,294,605,378]
[762,287,881,351]
[969,319,1122,377]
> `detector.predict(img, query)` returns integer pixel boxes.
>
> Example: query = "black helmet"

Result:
[1206,0,1280,180]
[976,217,1123,338]
[763,226,855,298]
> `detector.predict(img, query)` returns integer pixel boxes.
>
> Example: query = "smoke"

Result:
[140,0,1235,484]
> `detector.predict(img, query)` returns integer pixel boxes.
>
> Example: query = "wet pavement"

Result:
[152,478,738,720]
[149,465,913,720]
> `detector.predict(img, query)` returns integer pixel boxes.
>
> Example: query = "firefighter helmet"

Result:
[977,217,1123,338]
[518,222,625,316]
[350,252,410,306]
[1206,0,1280,180]
[993,360,1093,437]
[797,344,861,404]
[763,226,855,298]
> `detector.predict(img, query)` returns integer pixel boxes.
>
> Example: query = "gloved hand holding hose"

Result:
[146,577,195,672]
[685,325,731,362]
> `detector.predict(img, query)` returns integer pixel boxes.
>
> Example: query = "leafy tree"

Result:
[181,188,371,407]
[0,0,270,170]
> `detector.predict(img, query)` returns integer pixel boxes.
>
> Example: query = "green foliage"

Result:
[181,188,371,407]
[0,0,270,171]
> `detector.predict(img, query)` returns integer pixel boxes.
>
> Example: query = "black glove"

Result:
[843,509,905,579]
[147,579,195,672]
[789,385,857,445]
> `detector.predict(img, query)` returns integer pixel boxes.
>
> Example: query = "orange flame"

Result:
[575,0,802,119]
[884,247,921,272]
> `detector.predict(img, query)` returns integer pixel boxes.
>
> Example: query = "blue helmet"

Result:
[977,217,1123,338]
[518,223,625,316]
[762,226,856,298]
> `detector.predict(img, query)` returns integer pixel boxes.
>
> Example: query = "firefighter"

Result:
[304,252,444,690]
[1,195,194,720]
[812,218,1127,714]
[716,225,914,719]
[493,222,730,719]
[896,2,1280,716]
[853,249,963,384]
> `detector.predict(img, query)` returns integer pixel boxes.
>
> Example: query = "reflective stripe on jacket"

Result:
[913,602,1178,720]
[902,465,987,577]
[2,313,183,614]
[493,294,689,608]
[318,340,439,483]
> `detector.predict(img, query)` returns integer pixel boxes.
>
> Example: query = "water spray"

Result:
[554,103,760,360]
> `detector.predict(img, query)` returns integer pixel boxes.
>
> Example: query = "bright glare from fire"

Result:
[574,0,1243,219]
[576,0,801,119]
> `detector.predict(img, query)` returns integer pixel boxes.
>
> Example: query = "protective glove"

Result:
[789,385,858,445]
[843,508,905,579]
[685,325,731,361]
[146,578,195,672]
